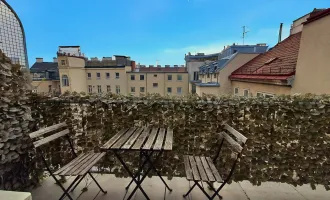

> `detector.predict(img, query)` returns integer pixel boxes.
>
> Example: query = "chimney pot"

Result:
[53,57,58,63]
[36,58,43,63]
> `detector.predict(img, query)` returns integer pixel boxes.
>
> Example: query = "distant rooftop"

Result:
[135,65,187,73]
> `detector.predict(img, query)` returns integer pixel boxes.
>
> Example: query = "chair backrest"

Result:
[219,124,247,153]
[29,122,70,148]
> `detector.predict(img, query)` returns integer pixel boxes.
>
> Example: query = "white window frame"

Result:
[177,74,182,81]
[153,83,158,88]
[115,72,120,79]
[131,75,135,81]
[131,87,135,93]
[243,89,249,97]
[97,85,102,93]
[116,85,120,94]
[106,72,110,79]
[107,85,111,92]
[234,87,239,96]
[177,87,182,94]
[168,75,172,81]
[167,87,172,94]
[140,87,145,92]
[87,73,91,80]
[88,85,92,94]
[140,74,145,80]
[96,72,101,80]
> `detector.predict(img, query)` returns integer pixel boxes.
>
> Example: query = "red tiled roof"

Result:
[304,8,330,25]
[230,32,301,82]
[138,67,187,72]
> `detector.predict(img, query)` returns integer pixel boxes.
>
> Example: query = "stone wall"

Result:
[28,93,330,190]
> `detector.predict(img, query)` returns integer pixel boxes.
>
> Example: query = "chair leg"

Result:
[88,172,107,194]
[183,181,197,198]
[50,174,74,200]
[70,174,87,192]
[195,181,212,199]
[206,182,223,199]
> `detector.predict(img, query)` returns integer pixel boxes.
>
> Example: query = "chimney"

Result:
[165,65,170,68]
[174,65,178,67]
[36,58,43,63]
[53,57,58,63]
[131,61,136,71]
[157,65,161,68]
[149,65,154,68]
[278,23,283,43]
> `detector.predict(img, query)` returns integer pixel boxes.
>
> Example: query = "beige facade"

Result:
[231,81,291,97]
[291,14,330,95]
[127,72,188,96]
[31,80,60,94]
[58,54,188,96]
[196,53,259,96]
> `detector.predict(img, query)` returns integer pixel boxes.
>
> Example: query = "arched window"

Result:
[62,75,69,86]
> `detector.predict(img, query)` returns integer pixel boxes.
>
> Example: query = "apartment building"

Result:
[30,57,60,94]
[230,8,330,96]
[194,44,268,96]
[127,65,188,96]
[36,46,189,96]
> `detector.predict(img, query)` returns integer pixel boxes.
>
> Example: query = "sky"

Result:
[9,0,330,66]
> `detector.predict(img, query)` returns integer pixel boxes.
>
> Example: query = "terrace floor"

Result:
[31,174,330,200]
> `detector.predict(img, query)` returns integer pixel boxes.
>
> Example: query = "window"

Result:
[140,87,145,92]
[48,85,52,93]
[106,73,110,79]
[234,87,239,95]
[168,75,172,81]
[177,75,182,81]
[97,85,102,93]
[256,92,275,98]
[62,75,69,86]
[207,73,210,78]
[193,72,199,80]
[154,74,157,77]
[107,85,111,92]
[213,73,216,78]
[116,72,120,79]
[167,87,172,93]
[244,89,249,97]
[265,94,274,98]
[87,73,91,79]
[131,75,135,80]
[153,83,158,88]
[256,92,263,97]
[131,87,135,93]
[96,72,101,79]
[140,74,144,80]
[177,87,182,94]
[61,60,66,65]
[88,85,92,94]
[116,85,120,94]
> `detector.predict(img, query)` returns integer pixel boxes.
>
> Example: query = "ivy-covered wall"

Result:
[28,93,330,190]
[0,50,34,190]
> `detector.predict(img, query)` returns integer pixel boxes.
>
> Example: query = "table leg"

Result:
[125,151,149,190]
[113,150,151,200]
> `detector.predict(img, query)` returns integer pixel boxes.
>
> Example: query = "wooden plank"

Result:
[131,128,151,150]
[224,124,247,144]
[76,153,106,176]
[33,129,70,148]
[58,153,92,175]
[142,128,159,150]
[153,128,166,150]
[71,153,103,176]
[122,128,144,149]
[200,156,216,182]
[189,156,201,181]
[111,127,137,149]
[218,132,243,153]
[183,155,193,180]
[206,157,223,183]
[29,122,67,139]
[195,156,208,181]
[62,153,96,176]
[53,153,87,175]
[163,128,173,150]
[101,128,129,150]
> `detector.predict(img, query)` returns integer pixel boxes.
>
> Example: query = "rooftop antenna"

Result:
[242,26,249,45]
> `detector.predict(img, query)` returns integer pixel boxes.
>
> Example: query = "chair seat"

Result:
[183,155,223,183]
[53,152,105,176]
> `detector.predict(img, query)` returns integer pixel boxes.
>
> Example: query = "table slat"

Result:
[122,128,144,149]
[163,128,173,150]
[101,128,129,150]
[111,127,137,149]
[131,128,151,150]
[153,128,166,150]
[183,155,193,180]
[142,128,159,150]
[189,156,201,180]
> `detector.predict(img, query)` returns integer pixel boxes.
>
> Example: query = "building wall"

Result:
[186,61,204,92]
[127,73,147,96]
[290,13,310,35]
[291,15,330,95]
[218,53,259,94]
[231,81,291,96]
[164,73,189,96]
[196,86,220,96]
[86,68,127,95]
[31,80,60,94]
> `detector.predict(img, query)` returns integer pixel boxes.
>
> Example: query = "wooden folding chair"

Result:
[182,124,247,199]
[29,122,107,200]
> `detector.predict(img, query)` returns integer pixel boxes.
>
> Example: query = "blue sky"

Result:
[10,0,330,66]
